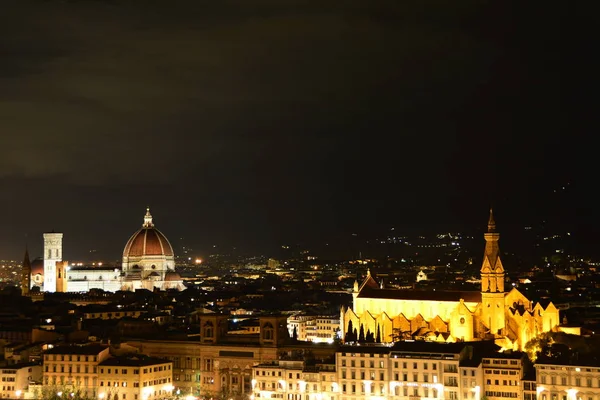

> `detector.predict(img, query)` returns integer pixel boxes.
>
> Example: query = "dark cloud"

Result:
[0,0,578,259]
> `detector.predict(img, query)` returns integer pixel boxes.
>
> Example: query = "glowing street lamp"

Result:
[537,386,545,399]
[471,386,480,400]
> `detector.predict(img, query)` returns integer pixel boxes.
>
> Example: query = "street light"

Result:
[471,386,480,400]
[537,386,545,399]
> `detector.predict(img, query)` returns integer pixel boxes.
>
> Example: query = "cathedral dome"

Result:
[123,208,174,259]
[165,270,182,282]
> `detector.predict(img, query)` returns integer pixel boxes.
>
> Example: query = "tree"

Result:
[391,327,411,342]
[359,324,365,342]
[365,329,374,343]
[31,384,97,400]
[376,325,381,343]
[292,326,298,341]
[345,320,355,342]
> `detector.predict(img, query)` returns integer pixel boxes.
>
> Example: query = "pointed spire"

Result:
[143,207,154,227]
[22,246,31,296]
[487,207,496,232]
[23,246,30,266]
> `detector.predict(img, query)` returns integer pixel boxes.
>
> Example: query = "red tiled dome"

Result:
[123,228,174,258]
[123,208,174,258]
[31,258,44,276]
[165,270,182,281]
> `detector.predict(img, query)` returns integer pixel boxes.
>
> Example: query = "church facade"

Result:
[341,210,559,351]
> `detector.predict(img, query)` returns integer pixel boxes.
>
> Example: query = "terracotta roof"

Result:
[100,355,170,367]
[165,270,182,281]
[31,259,44,275]
[45,344,108,355]
[123,227,174,258]
[357,287,482,303]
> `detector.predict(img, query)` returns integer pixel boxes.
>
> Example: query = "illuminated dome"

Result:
[123,214,174,259]
[122,208,176,282]
[165,270,182,282]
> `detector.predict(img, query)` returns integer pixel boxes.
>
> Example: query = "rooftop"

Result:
[99,355,171,367]
[45,344,108,355]
[358,287,482,303]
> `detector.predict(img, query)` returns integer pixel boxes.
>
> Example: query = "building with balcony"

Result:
[536,361,600,400]
[252,360,337,400]
[480,353,525,400]
[42,344,110,398]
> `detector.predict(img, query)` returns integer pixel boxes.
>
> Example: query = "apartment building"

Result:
[480,353,524,400]
[98,355,173,400]
[42,344,110,398]
[287,315,340,343]
[0,362,42,399]
[536,361,600,400]
[252,359,338,400]
[327,341,525,400]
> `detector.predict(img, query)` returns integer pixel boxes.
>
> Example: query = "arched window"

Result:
[203,321,214,338]
[263,322,274,341]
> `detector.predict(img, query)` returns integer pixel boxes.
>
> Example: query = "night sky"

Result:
[0,0,587,260]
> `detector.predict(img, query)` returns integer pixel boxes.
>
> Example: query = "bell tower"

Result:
[480,209,506,335]
[43,232,63,293]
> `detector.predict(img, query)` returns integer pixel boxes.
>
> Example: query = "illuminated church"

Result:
[28,208,184,293]
[341,210,560,350]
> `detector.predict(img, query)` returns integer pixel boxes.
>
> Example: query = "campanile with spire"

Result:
[480,208,506,335]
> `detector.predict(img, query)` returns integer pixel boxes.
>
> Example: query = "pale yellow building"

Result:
[480,353,524,400]
[252,360,338,400]
[0,362,42,399]
[536,362,600,400]
[41,344,111,398]
[287,315,340,343]
[341,210,560,350]
[97,355,173,400]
